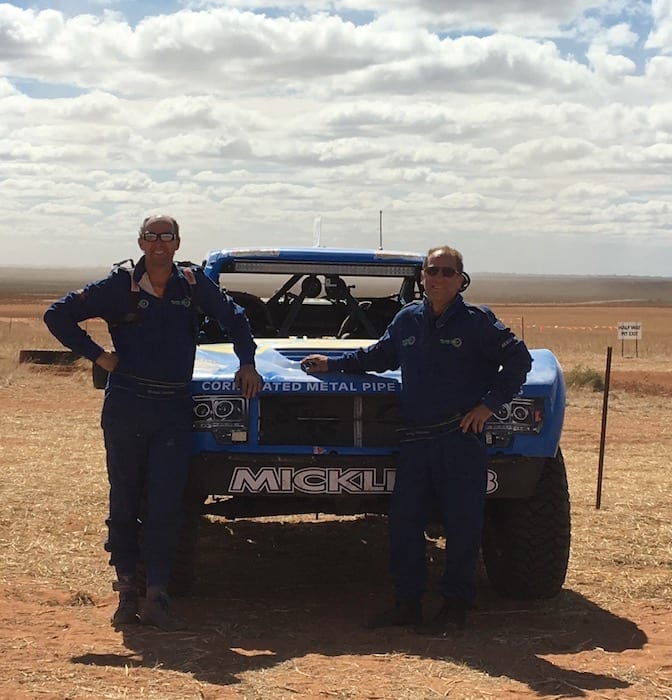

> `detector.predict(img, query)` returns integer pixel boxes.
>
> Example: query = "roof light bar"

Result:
[231,261,419,277]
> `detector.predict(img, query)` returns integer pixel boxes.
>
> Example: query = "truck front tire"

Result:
[481,449,571,599]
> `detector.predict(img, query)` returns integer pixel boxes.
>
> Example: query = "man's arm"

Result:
[302,325,400,375]
[43,278,116,365]
[478,309,533,413]
[194,271,257,362]
[459,312,532,434]
[194,271,262,397]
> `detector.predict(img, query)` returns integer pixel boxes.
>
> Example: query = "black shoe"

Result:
[111,575,139,626]
[139,586,187,631]
[414,598,470,636]
[365,599,423,629]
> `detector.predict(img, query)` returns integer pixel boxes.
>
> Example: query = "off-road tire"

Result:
[481,449,570,599]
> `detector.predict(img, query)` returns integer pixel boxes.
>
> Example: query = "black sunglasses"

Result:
[141,231,177,242]
[424,265,460,278]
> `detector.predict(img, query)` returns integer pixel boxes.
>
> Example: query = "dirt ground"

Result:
[1,301,671,699]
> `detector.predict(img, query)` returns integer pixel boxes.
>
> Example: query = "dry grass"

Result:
[1,296,671,699]
[0,367,108,594]
[563,390,672,605]
[2,369,670,603]
[2,303,671,602]
[3,301,671,381]
[492,304,672,367]
[0,312,108,386]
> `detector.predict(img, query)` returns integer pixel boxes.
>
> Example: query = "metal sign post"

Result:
[596,346,613,510]
[617,321,642,357]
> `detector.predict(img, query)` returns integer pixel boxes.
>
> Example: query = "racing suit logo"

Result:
[440,337,462,347]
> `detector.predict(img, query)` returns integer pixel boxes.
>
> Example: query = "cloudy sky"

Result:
[1,1,671,275]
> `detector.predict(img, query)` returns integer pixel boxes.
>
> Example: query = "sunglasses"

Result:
[424,265,460,278]
[141,231,178,242]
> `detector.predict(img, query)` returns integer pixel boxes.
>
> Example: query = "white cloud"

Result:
[0,1,670,275]
[198,0,604,34]
[587,44,636,82]
[601,21,639,47]
[646,0,672,52]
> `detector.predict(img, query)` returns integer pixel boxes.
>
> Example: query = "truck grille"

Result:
[259,395,402,447]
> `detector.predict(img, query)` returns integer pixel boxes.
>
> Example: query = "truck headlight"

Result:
[486,398,544,446]
[192,395,248,443]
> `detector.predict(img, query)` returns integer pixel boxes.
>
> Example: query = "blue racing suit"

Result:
[327,295,532,604]
[44,257,257,587]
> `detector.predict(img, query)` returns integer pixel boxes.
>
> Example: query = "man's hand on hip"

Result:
[460,404,493,433]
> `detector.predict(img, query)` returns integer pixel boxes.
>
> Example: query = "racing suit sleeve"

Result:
[194,271,257,366]
[477,307,533,412]
[327,325,400,374]
[43,276,120,363]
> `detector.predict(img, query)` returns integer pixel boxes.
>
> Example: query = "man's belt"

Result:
[108,372,191,399]
[397,414,463,442]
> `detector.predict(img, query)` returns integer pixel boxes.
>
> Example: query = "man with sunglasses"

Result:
[301,245,532,634]
[44,214,262,631]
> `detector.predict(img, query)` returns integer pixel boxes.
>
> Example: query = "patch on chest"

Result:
[439,337,462,347]
[170,298,192,307]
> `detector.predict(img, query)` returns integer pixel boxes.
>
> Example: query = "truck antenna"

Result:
[313,215,322,247]
[379,210,383,249]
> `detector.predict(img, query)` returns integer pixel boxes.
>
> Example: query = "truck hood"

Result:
[192,340,561,396]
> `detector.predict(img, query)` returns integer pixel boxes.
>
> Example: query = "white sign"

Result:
[617,322,642,340]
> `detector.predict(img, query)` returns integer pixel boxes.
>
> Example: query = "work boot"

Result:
[111,574,139,626]
[414,598,471,636]
[365,598,422,629]
[139,586,186,631]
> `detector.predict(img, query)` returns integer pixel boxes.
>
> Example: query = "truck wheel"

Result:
[481,449,571,599]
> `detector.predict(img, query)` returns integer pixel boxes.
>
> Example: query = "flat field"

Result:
[0,276,670,699]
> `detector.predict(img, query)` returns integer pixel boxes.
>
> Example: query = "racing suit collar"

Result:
[132,256,147,284]
[133,255,185,283]
[132,256,181,297]
[423,294,465,327]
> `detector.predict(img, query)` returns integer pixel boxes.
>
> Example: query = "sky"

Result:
[1,1,672,275]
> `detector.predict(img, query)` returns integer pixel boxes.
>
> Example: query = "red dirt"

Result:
[2,290,671,698]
